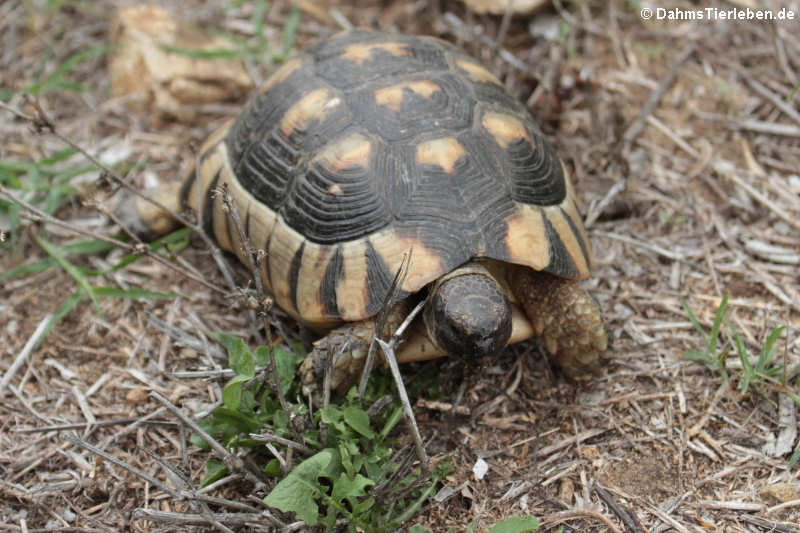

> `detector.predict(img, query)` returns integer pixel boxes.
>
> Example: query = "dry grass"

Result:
[1,0,799,531]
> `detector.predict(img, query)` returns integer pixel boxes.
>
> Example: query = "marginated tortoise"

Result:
[123,29,609,394]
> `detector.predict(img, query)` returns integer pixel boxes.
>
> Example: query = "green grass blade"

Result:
[732,325,753,394]
[252,0,269,49]
[708,293,729,355]
[27,45,109,94]
[389,475,440,527]
[159,44,244,59]
[788,442,800,468]
[35,236,102,316]
[1,238,116,281]
[757,325,786,372]
[282,6,301,55]
[91,286,176,299]
[38,289,85,350]
[681,300,708,344]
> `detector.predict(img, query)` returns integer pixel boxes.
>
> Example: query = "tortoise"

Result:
[123,29,608,394]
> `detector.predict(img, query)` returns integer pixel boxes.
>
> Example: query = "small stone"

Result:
[473,457,489,480]
[759,482,799,504]
[126,387,149,405]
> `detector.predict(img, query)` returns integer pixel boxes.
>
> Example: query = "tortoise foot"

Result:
[299,321,375,396]
[513,268,608,377]
[113,182,183,239]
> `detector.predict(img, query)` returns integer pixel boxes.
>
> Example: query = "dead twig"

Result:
[737,514,799,533]
[593,484,646,533]
[149,391,266,488]
[376,335,429,469]
[540,509,625,533]
[0,314,51,396]
[0,185,224,294]
[623,41,697,142]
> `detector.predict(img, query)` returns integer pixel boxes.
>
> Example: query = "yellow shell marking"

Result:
[482,112,530,149]
[455,59,502,85]
[280,88,341,137]
[504,205,550,270]
[335,239,370,320]
[341,42,411,64]
[368,230,445,293]
[374,80,440,111]
[415,137,466,174]
[316,133,372,172]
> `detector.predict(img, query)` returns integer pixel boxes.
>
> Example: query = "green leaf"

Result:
[320,407,349,434]
[255,346,302,394]
[264,449,340,526]
[343,406,375,438]
[322,472,374,527]
[331,472,373,505]
[489,515,540,533]
[222,374,250,410]
[212,333,255,378]
[264,458,281,477]
[199,459,227,488]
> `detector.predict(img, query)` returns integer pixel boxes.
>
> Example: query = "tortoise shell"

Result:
[180,29,592,327]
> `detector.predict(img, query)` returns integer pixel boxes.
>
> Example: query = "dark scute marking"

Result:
[289,241,306,312]
[560,205,591,270]
[376,143,412,217]
[263,230,273,289]
[458,131,516,260]
[319,246,344,318]
[470,83,525,114]
[281,135,392,244]
[350,74,473,143]
[471,104,567,207]
[365,240,406,315]
[179,165,198,209]
[543,213,578,278]
[202,170,221,238]
[225,67,337,213]
[232,129,299,211]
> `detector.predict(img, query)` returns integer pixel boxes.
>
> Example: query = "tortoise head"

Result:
[423,263,512,359]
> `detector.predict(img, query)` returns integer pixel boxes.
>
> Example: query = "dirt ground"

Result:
[1,0,799,532]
